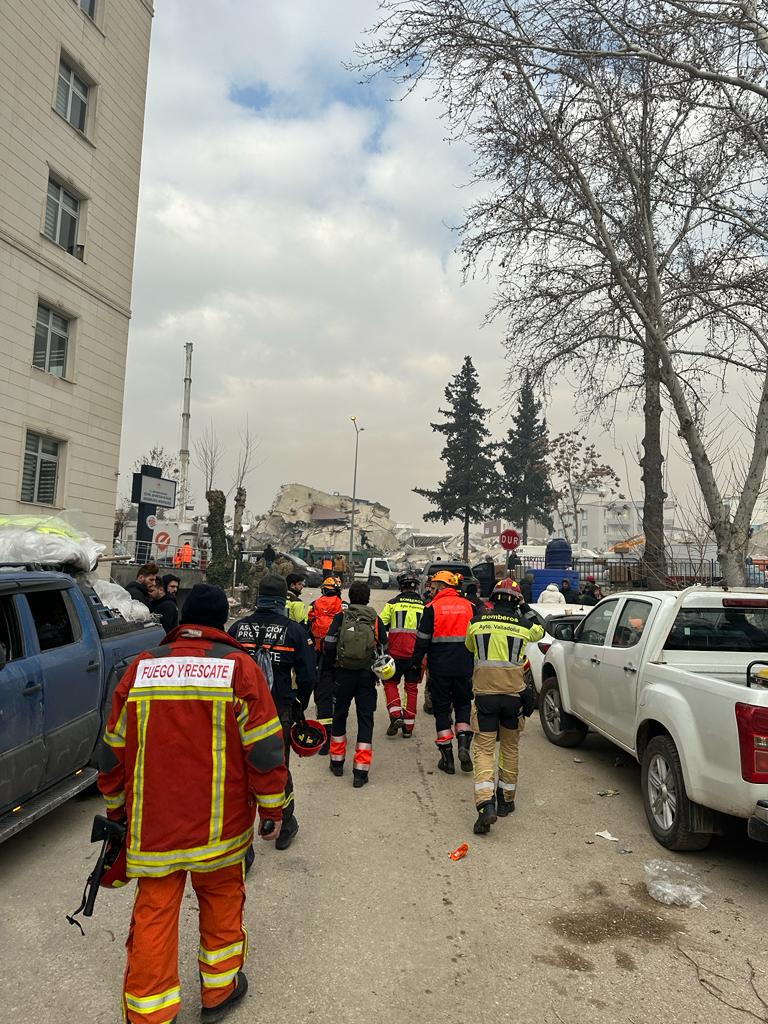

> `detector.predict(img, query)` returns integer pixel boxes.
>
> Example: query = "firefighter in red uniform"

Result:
[307,577,343,750]
[98,584,287,1024]
[410,571,475,775]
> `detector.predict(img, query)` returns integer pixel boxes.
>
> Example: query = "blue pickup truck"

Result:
[0,568,164,842]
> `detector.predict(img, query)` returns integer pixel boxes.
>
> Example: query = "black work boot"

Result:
[457,732,473,773]
[496,787,515,816]
[387,716,404,736]
[319,735,330,756]
[437,743,455,775]
[200,972,248,1022]
[330,760,344,777]
[352,770,369,789]
[473,800,498,835]
[275,815,299,850]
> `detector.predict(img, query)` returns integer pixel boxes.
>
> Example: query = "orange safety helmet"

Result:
[322,577,337,590]
[431,570,459,588]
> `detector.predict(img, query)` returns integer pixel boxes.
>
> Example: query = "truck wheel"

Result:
[641,735,711,851]
[539,676,588,747]
[369,576,383,589]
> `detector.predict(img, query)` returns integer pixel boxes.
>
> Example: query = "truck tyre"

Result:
[369,575,383,589]
[641,734,711,851]
[539,676,588,747]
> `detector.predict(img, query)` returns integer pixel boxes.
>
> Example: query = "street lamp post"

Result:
[349,416,363,579]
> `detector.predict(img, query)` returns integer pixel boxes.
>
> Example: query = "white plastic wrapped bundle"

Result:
[0,513,105,572]
[92,579,152,623]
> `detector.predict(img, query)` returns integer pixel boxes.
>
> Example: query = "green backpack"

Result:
[336,605,378,670]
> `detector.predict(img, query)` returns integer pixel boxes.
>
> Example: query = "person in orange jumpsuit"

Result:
[98,583,287,1024]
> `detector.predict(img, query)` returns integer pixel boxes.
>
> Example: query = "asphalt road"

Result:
[2,590,768,1023]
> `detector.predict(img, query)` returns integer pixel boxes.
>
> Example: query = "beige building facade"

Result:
[0,0,154,550]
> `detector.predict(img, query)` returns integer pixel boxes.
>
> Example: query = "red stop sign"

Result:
[500,529,521,551]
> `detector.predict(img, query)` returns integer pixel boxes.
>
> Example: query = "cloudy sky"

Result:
[119,0,649,526]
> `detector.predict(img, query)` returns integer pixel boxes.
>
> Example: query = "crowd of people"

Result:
[98,563,552,1023]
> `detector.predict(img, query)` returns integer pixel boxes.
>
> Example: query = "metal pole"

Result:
[348,417,361,578]
[178,342,193,521]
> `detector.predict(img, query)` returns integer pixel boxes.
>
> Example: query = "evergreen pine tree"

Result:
[496,373,555,543]
[414,355,497,560]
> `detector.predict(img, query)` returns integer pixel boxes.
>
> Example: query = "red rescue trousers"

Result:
[123,862,246,1024]
[382,659,422,734]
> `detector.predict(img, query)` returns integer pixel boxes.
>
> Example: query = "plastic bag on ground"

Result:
[644,859,710,908]
[93,580,152,623]
[0,512,105,572]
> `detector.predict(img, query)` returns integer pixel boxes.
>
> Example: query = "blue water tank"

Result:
[545,538,572,569]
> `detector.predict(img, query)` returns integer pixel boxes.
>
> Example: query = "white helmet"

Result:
[372,654,396,681]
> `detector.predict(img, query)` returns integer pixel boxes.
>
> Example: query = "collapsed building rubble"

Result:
[246,484,507,567]
[247,484,400,555]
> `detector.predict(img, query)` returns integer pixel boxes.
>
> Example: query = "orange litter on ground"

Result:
[449,843,469,861]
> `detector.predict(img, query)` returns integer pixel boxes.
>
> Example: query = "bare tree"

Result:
[193,422,223,494]
[359,1,768,584]
[231,421,261,567]
[549,433,622,545]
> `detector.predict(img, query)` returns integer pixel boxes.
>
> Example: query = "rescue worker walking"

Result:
[307,577,344,749]
[324,581,388,787]
[380,570,425,737]
[228,575,315,850]
[285,571,309,627]
[97,584,287,1024]
[410,571,475,775]
[465,582,544,834]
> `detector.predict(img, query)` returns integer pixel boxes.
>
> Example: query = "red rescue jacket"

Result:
[308,594,343,651]
[98,626,287,878]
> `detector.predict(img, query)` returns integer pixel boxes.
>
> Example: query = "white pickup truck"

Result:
[355,557,397,589]
[540,588,768,851]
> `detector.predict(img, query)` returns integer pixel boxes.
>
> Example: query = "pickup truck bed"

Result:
[0,569,164,840]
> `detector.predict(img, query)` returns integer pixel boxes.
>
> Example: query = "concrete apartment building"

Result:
[0,0,153,550]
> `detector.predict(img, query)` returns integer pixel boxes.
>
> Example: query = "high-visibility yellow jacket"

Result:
[380,591,425,660]
[286,592,309,626]
[465,605,544,695]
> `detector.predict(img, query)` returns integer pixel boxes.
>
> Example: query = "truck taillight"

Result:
[538,642,551,655]
[735,703,768,782]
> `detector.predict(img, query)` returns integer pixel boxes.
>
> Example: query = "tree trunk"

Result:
[205,489,233,590]
[640,345,668,587]
[522,493,529,544]
[463,508,470,562]
[232,485,247,587]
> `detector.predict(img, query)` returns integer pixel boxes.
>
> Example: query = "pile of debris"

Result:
[248,484,400,554]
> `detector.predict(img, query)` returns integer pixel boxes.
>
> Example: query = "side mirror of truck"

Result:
[551,622,575,642]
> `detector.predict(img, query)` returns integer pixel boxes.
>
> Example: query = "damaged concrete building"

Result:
[248,484,400,555]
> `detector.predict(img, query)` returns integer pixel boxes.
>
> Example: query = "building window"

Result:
[44,178,81,256]
[55,59,89,133]
[74,0,96,18]
[21,432,61,505]
[33,304,69,378]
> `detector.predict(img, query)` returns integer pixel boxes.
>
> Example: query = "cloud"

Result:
[121,0,639,527]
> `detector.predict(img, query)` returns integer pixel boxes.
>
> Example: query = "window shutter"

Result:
[37,456,58,505]
[55,70,70,119]
[21,450,38,503]
[44,195,58,239]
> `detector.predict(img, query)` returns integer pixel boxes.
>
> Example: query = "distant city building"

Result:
[0,1,154,548]
[554,492,678,552]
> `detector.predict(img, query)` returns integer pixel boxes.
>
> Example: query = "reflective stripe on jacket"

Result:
[98,626,287,878]
[465,607,545,694]
[380,592,424,660]
[411,588,475,676]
